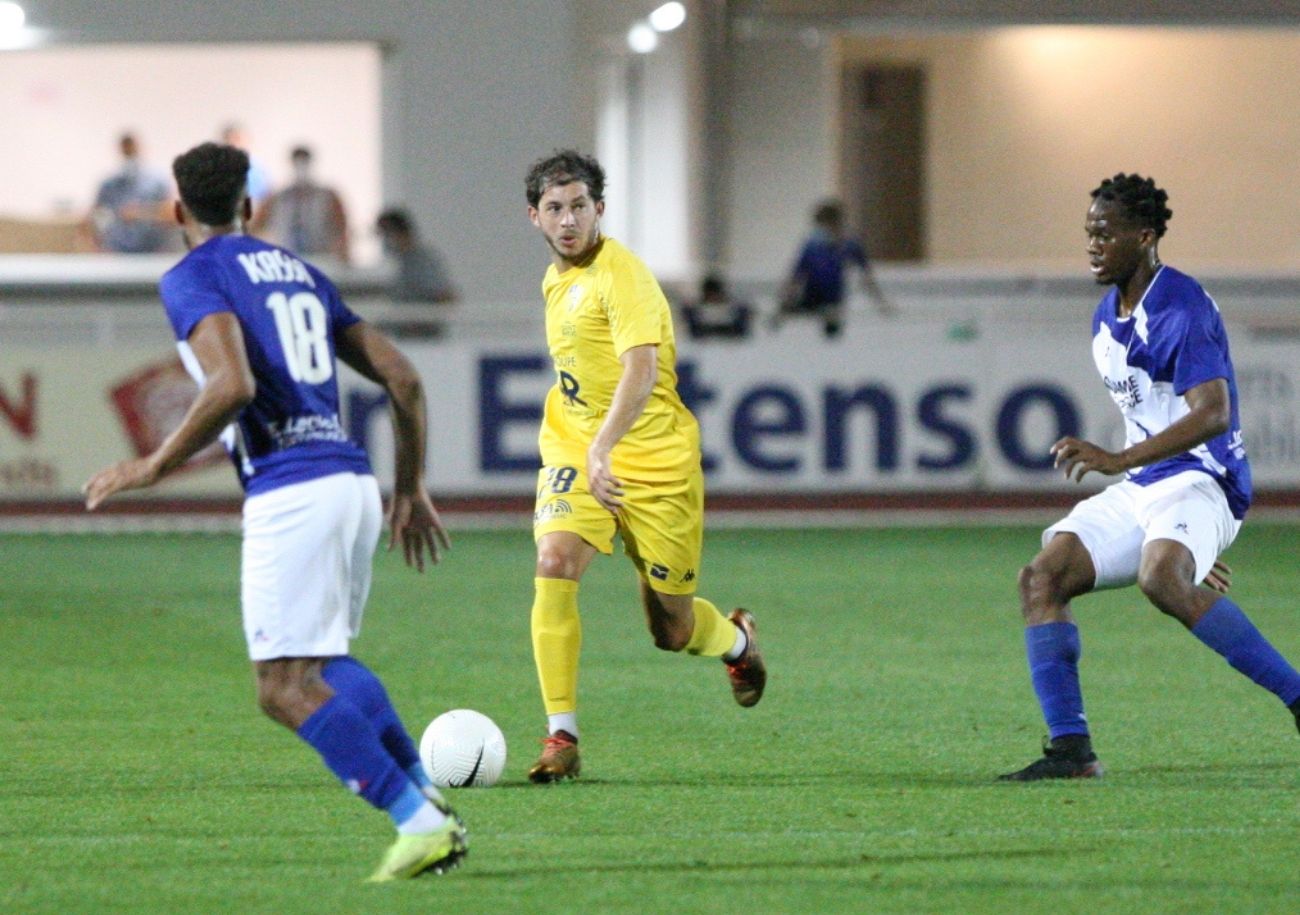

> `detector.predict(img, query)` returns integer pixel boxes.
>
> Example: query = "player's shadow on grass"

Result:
[464,846,1086,880]
[492,772,1004,789]
[1121,760,1297,781]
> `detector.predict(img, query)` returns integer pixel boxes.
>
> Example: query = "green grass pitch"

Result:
[3,523,1299,912]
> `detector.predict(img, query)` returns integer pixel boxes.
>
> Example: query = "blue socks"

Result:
[322,656,433,791]
[296,695,419,824]
[1024,599,1300,745]
[1025,622,1089,740]
[296,656,439,830]
[1191,597,1300,707]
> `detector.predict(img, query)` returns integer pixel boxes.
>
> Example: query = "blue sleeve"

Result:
[159,257,233,341]
[1170,303,1229,395]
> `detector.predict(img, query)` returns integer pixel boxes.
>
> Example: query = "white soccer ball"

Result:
[419,709,507,788]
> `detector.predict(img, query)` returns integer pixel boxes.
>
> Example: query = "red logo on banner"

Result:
[109,358,226,472]
[0,373,38,440]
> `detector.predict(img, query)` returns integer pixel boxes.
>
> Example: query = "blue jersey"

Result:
[1091,266,1251,518]
[159,235,371,496]
[794,230,867,305]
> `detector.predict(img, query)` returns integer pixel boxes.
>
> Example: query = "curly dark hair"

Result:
[525,149,605,208]
[1090,173,1172,238]
[172,142,250,226]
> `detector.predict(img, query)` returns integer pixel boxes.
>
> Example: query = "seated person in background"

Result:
[682,274,752,340]
[374,209,458,337]
[251,146,350,263]
[85,132,172,253]
[219,123,273,207]
[774,199,894,338]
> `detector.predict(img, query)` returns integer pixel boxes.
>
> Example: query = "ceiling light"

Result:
[648,2,686,33]
[0,1,26,35]
[627,21,658,54]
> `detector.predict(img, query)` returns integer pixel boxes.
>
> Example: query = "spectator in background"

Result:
[219,123,273,206]
[774,199,895,338]
[252,146,350,263]
[85,132,172,253]
[681,274,752,340]
[375,209,457,337]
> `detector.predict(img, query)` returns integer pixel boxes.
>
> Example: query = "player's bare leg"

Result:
[529,532,596,782]
[1135,538,1219,628]
[640,583,766,707]
[255,657,333,728]
[1001,533,1104,781]
[1141,538,1300,734]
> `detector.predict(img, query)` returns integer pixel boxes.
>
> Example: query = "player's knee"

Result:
[1136,566,1184,615]
[256,684,293,725]
[1017,562,1059,621]
[535,549,579,580]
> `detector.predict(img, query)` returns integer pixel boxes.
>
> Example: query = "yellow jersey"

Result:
[538,236,699,481]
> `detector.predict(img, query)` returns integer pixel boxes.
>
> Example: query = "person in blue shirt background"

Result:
[774,199,894,338]
[83,141,466,881]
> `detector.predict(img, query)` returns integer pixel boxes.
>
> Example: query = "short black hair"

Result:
[376,208,414,235]
[1090,173,1172,238]
[290,145,312,161]
[525,149,605,208]
[813,200,843,228]
[173,142,249,226]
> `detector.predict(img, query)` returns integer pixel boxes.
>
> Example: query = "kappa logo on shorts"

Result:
[1175,522,1189,533]
[680,568,696,583]
[649,563,669,581]
[253,628,269,643]
[534,499,573,523]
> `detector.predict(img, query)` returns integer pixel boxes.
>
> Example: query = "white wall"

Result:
[15,0,580,301]
[0,43,380,257]
[839,27,1300,270]
[718,25,1300,281]
[723,34,838,283]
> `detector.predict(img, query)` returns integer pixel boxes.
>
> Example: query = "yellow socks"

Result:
[684,597,737,657]
[531,577,581,716]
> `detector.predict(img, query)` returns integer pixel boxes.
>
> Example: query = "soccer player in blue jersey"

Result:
[82,142,467,879]
[1000,173,1300,780]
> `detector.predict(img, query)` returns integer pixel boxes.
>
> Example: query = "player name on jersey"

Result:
[236,250,318,288]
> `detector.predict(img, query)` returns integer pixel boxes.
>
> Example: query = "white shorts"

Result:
[241,472,382,661]
[1043,471,1241,591]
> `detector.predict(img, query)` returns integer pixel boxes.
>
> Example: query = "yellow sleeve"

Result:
[604,255,664,357]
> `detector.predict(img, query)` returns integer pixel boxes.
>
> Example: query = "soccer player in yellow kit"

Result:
[523,150,766,782]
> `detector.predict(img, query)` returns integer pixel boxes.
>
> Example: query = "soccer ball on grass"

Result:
[419,709,507,788]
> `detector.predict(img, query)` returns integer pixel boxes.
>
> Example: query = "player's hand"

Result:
[83,457,161,510]
[586,446,624,513]
[388,489,451,573]
[1050,437,1127,483]
[1204,559,1232,594]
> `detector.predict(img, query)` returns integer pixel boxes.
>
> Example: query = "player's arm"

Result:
[1052,377,1231,482]
[859,264,896,316]
[587,343,657,512]
[84,312,254,509]
[853,242,896,316]
[336,320,450,571]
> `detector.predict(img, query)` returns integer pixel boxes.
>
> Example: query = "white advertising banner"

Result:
[2,319,1297,501]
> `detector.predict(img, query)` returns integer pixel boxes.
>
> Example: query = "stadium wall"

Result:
[22,0,581,303]
[4,305,1298,516]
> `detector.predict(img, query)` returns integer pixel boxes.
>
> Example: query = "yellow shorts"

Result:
[533,463,703,595]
